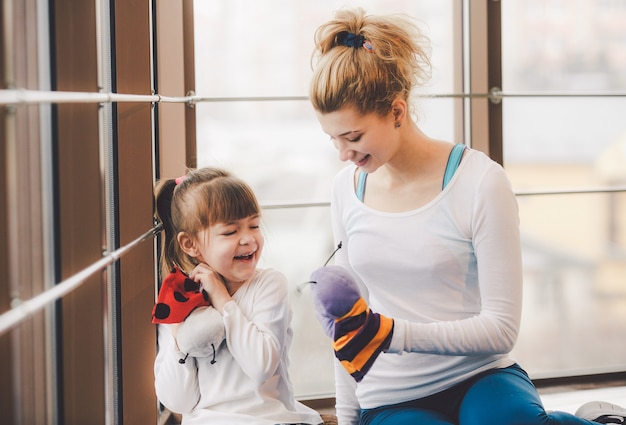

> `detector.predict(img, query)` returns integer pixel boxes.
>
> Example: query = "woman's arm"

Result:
[330,176,365,424]
[389,164,523,355]
[334,357,361,425]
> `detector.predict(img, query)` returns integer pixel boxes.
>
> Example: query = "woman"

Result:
[309,7,626,425]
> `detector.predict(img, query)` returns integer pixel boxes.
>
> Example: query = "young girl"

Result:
[309,8,626,425]
[153,167,323,425]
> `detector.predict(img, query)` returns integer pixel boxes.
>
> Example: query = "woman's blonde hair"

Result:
[154,167,260,277]
[310,8,431,116]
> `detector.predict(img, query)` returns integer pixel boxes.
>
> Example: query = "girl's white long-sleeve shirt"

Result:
[154,268,322,425]
[330,148,523,424]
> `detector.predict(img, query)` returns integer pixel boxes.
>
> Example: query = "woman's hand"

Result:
[188,263,231,313]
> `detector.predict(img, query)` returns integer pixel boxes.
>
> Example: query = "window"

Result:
[1,1,176,423]
[3,1,624,423]
[192,0,463,398]
[193,0,626,399]
[193,0,466,398]
[502,0,626,378]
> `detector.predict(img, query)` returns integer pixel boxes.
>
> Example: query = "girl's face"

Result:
[316,105,397,174]
[195,214,263,286]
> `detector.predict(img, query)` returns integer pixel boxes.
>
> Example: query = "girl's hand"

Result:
[188,264,231,313]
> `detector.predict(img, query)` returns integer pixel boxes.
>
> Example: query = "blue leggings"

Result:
[360,364,599,425]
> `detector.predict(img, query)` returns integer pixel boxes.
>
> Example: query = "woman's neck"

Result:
[383,123,437,181]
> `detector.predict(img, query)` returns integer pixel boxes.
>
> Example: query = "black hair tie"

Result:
[338,32,365,49]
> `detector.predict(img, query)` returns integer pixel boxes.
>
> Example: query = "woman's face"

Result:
[194,214,263,285]
[316,105,397,174]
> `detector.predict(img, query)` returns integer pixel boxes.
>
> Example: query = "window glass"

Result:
[502,1,626,378]
[194,0,457,397]
[259,207,336,397]
[194,1,455,98]
[511,191,626,377]
[502,0,626,173]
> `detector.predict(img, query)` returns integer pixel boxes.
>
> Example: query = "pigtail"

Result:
[155,178,180,278]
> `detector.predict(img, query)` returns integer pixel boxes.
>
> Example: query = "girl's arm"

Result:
[222,269,290,383]
[153,324,201,413]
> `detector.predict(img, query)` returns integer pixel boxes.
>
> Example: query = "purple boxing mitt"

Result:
[310,266,362,337]
[309,265,394,382]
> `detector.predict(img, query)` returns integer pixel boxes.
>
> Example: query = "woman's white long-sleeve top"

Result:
[154,268,322,425]
[330,148,523,424]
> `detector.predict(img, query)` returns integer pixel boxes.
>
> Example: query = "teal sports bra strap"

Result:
[356,144,464,202]
[443,144,466,189]
[356,170,367,202]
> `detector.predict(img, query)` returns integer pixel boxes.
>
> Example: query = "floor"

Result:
[162,383,626,424]
[540,385,626,415]
[305,382,626,419]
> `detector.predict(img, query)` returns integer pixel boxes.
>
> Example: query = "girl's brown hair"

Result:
[154,167,260,277]
[310,8,431,117]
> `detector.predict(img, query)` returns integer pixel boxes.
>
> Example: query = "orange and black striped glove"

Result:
[310,266,394,382]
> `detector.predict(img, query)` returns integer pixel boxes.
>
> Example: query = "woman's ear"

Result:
[178,232,200,257]
[391,98,407,125]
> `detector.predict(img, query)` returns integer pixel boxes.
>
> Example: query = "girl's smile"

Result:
[234,248,257,262]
